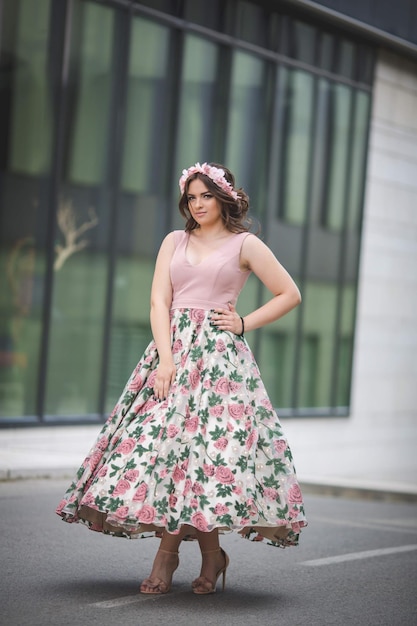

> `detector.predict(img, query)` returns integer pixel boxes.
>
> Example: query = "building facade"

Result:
[0,0,416,426]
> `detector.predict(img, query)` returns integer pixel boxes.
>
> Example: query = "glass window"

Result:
[44,2,116,417]
[235,1,268,46]
[278,69,314,225]
[105,15,173,412]
[0,0,52,419]
[173,33,220,198]
[322,83,353,231]
[225,50,271,215]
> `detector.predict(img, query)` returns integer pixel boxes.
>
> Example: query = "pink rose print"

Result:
[215,465,235,484]
[180,385,189,395]
[97,465,107,477]
[215,377,229,395]
[216,339,226,352]
[261,398,273,410]
[180,354,187,368]
[169,494,177,508]
[190,309,205,324]
[203,379,212,389]
[192,482,205,495]
[56,499,67,514]
[235,340,248,352]
[189,369,200,390]
[145,354,153,364]
[147,370,157,387]
[172,465,185,483]
[228,403,244,420]
[185,416,199,433]
[233,485,242,495]
[133,482,148,502]
[226,422,234,432]
[113,479,131,496]
[191,511,209,532]
[229,381,242,392]
[96,436,109,451]
[181,459,189,471]
[203,464,215,477]
[159,468,168,478]
[129,373,143,391]
[124,469,140,482]
[88,450,103,470]
[172,339,183,354]
[183,478,192,496]
[190,498,199,508]
[136,504,156,524]
[245,405,254,415]
[263,487,279,501]
[292,522,301,533]
[209,405,224,417]
[214,503,229,515]
[114,506,129,520]
[289,506,299,519]
[273,439,287,454]
[81,493,94,506]
[245,430,257,450]
[149,456,157,465]
[116,438,136,455]
[167,424,180,438]
[197,358,204,371]
[214,437,228,451]
[288,484,303,503]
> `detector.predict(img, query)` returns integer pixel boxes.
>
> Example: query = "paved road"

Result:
[1,480,416,626]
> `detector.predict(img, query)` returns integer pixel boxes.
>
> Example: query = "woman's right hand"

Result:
[153,360,176,401]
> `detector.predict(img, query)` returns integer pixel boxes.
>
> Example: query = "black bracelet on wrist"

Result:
[238,316,245,337]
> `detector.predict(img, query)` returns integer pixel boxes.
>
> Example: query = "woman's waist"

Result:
[170,297,233,311]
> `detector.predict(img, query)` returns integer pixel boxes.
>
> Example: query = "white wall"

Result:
[350,49,417,427]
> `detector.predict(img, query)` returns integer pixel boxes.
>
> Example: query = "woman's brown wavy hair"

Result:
[178,163,252,233]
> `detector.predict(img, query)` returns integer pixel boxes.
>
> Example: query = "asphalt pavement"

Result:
[1,479,416,626]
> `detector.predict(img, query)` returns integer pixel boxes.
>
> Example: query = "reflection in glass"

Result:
[0,0,52,418]
[174,34,219,185]
[280,69,314,225]
[45,2,114,417]
[225,50,270,213]
[106,15,172,412]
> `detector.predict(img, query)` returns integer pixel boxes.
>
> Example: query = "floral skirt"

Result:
[56,308,307,547]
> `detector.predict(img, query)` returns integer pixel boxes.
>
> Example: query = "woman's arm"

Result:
[239,234,301,332]
[211,234,301,334]
[149,232,176,400]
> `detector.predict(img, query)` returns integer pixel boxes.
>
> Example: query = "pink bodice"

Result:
[170,230,251,311]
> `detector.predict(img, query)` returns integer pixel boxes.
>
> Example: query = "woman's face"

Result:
[187,178,223,228]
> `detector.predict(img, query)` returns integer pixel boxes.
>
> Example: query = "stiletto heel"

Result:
[140,548,179,594]
[192,548,229,595]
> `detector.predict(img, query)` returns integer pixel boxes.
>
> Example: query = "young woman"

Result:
[56,162,307,595]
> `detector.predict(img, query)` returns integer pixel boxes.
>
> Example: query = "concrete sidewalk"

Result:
[1,417,416,502]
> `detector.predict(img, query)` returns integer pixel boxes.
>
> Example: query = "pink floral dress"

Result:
[56,231,307,547]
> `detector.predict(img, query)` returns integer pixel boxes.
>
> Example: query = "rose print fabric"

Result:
[56,232,307,547]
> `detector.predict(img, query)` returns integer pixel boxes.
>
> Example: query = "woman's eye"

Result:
[204,194,212,199]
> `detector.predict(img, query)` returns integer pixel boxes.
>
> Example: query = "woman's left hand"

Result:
[210,303,244,335]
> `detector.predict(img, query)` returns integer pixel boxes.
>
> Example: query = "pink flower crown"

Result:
[179,162,238,200]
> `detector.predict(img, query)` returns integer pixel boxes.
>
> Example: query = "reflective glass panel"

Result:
[45,2,115,417]
[0,0,52,419]
[105,16,172,412]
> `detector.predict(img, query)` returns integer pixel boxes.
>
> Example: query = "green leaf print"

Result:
[216,484,233,498]
[277,505,289,519]
[149,424,162,439]
[178,312,191,331]
[209,365,222,382]
[154,497,168,515]
[109,463,121,478]
[107,497,124,512]
[232,429,248,446]
[95,496,108,509]
[209,425,227,440]
[205,337,216,353]
[229,370,244,383]
[190,346,203,361]
[246,376,259,392]
[165,449,178,469]
[263,474,280,488]
[234,502,250,517]
[236,456,248,472]
[256,406,273,420]
[266,457,287,473]
[208,392,222,407]
[198,494,210,509]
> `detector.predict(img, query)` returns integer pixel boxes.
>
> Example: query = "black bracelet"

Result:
[238,316,245,337]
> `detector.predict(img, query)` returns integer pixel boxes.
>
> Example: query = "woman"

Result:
[56,162,307,595]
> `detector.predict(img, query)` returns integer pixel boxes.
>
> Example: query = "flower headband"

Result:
[179,162,238,200]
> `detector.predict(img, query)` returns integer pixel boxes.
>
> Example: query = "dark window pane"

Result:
[0,0,52,419]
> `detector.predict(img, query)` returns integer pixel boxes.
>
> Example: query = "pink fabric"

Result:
[170,230,251,311]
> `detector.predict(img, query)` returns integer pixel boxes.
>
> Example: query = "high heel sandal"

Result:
[192,548,230,595]
[140,548,179,595]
